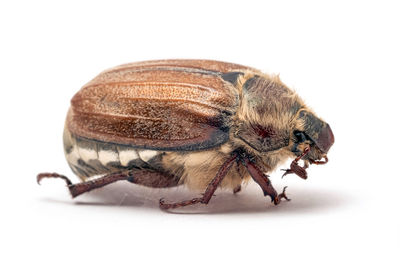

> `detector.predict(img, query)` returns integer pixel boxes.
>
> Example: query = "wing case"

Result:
[67,59,254,150]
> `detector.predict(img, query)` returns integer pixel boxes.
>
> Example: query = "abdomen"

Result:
[63,125,164,180]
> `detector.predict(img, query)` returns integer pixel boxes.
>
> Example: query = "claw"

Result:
[36,172,72,186]
[281,169,293,178]
[280,186,291,201]
[273,186,291,205]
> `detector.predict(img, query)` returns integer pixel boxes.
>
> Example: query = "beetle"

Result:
[37,59,334,210]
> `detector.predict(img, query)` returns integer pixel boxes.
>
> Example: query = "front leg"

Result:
[242,158,290,205]
[282,146,310,179]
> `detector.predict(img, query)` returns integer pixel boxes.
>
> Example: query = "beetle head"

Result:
[291,110,334,162]
[235,74,334,167]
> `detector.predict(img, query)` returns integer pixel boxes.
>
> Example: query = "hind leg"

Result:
[37,168,179,198]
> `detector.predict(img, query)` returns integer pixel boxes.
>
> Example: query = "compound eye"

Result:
[294,130,307,143]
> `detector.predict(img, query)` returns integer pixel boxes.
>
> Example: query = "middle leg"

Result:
[159,154,238,210]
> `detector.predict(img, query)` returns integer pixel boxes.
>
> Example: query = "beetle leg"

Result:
[37,171,135,198]
[37,168,179,198]
[159,154,238,210]
[281,161,308,179]
[281,147,310,179]
[242,158,289,205]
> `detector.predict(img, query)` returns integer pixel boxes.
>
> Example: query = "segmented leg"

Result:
[282,146,310,179]
[37,168,179,198]
[243,158,290,205]
[159,154,238,210]
[37,171,134,198]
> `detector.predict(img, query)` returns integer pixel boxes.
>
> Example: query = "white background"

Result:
[1,1,399,266]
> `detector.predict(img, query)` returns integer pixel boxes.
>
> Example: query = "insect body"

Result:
[37,59,334,210]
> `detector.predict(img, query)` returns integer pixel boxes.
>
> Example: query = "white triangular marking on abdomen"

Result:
[118,149,139,166]
[98,150,120,165]
[138,150,159,162]
[78,147,98,162]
